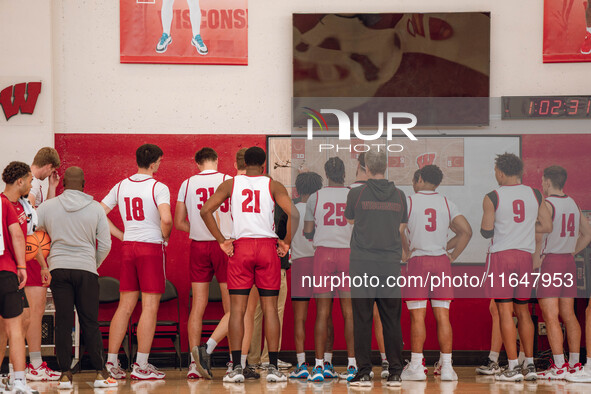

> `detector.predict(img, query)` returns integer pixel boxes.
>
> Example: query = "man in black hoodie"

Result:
[344,150,407,387]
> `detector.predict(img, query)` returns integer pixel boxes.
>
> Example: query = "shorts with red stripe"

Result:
[536,253,577,298]
[291,256,314,299]
[120,241,166,294]
[227,238,280,293]
[190,240,228,283]
[485,249,533,301]
[404,254,453,301]
[313,246,351,294]
[25,258,43,287]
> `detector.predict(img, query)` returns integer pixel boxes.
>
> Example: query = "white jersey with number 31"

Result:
[542,195,580,254]
[230,175,276,240]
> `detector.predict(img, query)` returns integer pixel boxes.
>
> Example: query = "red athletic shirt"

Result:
[0,194,23,273]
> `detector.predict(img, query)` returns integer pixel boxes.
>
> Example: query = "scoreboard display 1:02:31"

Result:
[502,96,591,119]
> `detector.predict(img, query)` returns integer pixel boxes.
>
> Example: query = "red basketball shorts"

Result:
[404,254,453,301]
[485,249,533,300]
[26,258,43,287]
[190,240,228,283]
[313,246,351,294]
[120,241,166,294]
[536,253,577,298]
[227,238,280,292]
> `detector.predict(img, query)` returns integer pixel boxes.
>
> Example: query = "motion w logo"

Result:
[416,153,436,168]
[0,82,42,121]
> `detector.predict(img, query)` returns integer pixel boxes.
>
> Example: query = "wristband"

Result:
[17,266,27,270]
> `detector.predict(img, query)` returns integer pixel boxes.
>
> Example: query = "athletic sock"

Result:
[206,338,217,355]
[269,352,279,369]
[136,352,149,367]
[315,358,323,368]
[508,359,519,370]
[518,351,525,365]
[14,371,25,381]
[231,351,241,369]
[190,352,195,363]
[587,357,591,366]
[107,353,118,365]
[240,355,247,368]
[570,353,580,366]
[554,354,565,367]
[297,353,306,366]
[324,352,332,364]
[489,351,500,363]
[30,352,42,369]
[441,353,452,366]
[525,357,534,366]
[410,353,423,368]
[348,358,357,369]
[380,353,387,362]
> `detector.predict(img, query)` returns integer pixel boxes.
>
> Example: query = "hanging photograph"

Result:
[120,0,248,65]
[544,0,591,63]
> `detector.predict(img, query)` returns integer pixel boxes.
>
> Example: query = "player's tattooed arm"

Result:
[400,223,410,262]
[100,202,124,241]
[447,215,472,263]
[272,180,299,257]
[174,201,191,233]
[480,195,495,239]
[535,196,553,234]
[574,208,591,255]
[158,203,173,242]
[201,179,233,246]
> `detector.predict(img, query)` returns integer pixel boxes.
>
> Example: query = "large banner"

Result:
[544,0,591,63]
[120,0,248,65]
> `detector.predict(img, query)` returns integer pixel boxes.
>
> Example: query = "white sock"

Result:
[554,354,565,367]
[14,371,25,381]
[381,353,387,362]
[508,359,518,370]
[229,353,233,362]
[206,338,217,355]
[315,358,323,368]
[525,357,534,366]
[160,0,174,35]
[107,353,118,365]
[348,357,357,369]
[241,355,247,368]
[518,351,525,364]
[136,352,149,367]
[30,352,42,369]
[489,351,500,363]
[570,353,580,366]
[410,352,423,367]
[441,353,452,366]
[587,357,591,366]
[297,353,305,366]
[324,352,332,364]
[587,26,591,34]
[190,352,195,363]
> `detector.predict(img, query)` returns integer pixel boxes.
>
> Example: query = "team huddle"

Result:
[0,144,590,391]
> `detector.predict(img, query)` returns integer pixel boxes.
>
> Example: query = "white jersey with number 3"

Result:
[305,187,352,249]
[230,175,276,240]
[177,170,233,241]
[407,192,460,257]
[542,195,580,254]
[489,185,541,254]
[102,174,170,244]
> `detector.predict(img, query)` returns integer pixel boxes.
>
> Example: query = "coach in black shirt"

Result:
[344,150,407,387]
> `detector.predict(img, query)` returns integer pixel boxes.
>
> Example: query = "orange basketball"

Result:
[25,234,40,261]
[34,230,51,259]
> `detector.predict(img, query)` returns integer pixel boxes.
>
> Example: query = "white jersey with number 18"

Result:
[230,175,277,240]
[542,195,580,255]
[102,174,170,244]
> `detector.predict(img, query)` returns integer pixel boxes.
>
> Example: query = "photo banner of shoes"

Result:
[120,0,248,65]
[544,0,591,62]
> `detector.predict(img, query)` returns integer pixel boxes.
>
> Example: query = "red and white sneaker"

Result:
[581,32,591,55]
[131,363,166,380]
[187,362,202,379]
[26,362,61,381]
[433,360,442,376]
[537,361,569,380]
[423,358,428,375]
[106,360,127,379]
[568,362,584,375]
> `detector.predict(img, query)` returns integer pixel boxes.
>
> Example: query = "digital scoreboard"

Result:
[502,96,591,119]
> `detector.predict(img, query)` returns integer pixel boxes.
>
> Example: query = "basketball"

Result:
[34,230,51,259]
[25,233,40,261]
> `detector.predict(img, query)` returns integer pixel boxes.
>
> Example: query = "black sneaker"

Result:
[243,365,261,380]
[386,374,401,387]
[348,373,372,387]
[191,345,212,379]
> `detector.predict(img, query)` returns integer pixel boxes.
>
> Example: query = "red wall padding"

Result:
[54,133,591,353]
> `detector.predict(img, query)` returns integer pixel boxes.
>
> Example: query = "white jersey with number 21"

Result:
[230,175,276,240]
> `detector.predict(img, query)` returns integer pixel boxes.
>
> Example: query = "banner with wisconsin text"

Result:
[120,0,248,65]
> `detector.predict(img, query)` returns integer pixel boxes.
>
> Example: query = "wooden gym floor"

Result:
[25,367,591,393]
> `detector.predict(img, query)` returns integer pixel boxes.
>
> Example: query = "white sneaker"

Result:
[187,362,202,379]
[156,33,172,53]
[566,364,591,382]
[131,363,165,380]
[26,362,61,381]
[94,372,119,388]
[266,366,287,382]
[439,363,458,381]
[225,362,234,375]
[401,362,426,381]
[57,373,72,390]
[191,35,208,55]
[106,360,127,379]
[223,365,245,383]
[538,362,569,380]
[495,365,524,382]
[13,379,39,394]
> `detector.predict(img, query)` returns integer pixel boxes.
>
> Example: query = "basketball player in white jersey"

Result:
[401,165,472,382]
[156,0,208,55]
[102,144,172,380]
[481,153,552,381]
[303,157,356,382]
[201,147,297,383]
[174,147,232,379]
[536,166,591,379]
